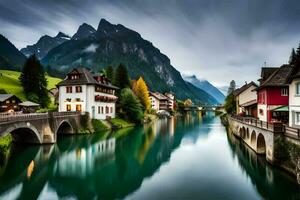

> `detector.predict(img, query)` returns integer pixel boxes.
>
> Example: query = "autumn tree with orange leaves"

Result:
[132,77,151,111]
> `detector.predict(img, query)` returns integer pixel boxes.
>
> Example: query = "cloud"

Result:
[1,0,300,87]
[83,44,98,53]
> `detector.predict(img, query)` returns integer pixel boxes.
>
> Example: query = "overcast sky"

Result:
[1,0,300,88]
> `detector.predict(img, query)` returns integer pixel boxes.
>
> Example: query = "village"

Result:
[0,67,177,118]
[225,50,300,184]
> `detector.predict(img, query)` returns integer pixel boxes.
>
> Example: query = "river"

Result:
[0,112,299,200]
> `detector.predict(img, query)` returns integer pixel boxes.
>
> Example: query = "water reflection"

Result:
[0,114,299,200]
[226,128,300,199]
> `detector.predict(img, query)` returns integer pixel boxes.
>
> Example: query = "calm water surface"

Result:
[0,112,299,200]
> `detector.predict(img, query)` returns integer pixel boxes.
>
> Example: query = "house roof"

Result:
[0,94,16,102]
[57,67,119,89]
[149,92,168,100]
[233,81,258,96]
[286,65,300,83]
[259,67,278,84]
[257,65,293,89]
[19,101,40,107]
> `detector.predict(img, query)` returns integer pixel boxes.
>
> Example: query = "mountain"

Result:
[20,32,71,59]
[72,23,96,40]
[0,35,26,70]
[42,19,218,105]
[183,75,225,104]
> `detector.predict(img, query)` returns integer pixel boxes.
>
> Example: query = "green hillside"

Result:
[0,70,61,100]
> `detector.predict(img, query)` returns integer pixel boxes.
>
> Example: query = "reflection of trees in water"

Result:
[0,115,209,200]
[226,129,300,200]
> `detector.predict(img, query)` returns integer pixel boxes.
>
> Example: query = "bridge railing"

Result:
[284,125,300,140]
[230,115,285,133]
[0,113,49,123]
[52,111,81,117]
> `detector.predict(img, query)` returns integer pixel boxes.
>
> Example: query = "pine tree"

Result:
[114,64,130,89]
[120,88,144,123]
[132,77,151,111]
[106,66,114,82]
[224,93,236,114]
[19,55,50,107]
[289,48,297,65]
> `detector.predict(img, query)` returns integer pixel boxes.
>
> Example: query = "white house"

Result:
[149,92,168,111]
[57,68,118,120]
[287,66,300,128]
[233,81,258,118]
[165,92,175,110]
[149,92,160,110]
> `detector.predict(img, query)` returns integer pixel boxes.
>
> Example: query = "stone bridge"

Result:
[0,112,86,144]
[228,116,285,163]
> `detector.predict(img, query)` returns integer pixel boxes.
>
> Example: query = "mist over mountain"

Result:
[183,75,225,104]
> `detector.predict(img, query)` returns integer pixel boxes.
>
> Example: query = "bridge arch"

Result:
[56,120,74,135]
[257,133,266,154]
[251,130,256,146]
[1,123,42,144]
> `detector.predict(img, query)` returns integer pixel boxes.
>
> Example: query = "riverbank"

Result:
[223,114,300,184]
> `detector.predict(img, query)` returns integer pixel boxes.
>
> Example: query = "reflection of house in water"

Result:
[54,138,115,178]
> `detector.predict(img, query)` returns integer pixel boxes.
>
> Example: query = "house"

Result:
[149,92,168,111]
[19,101,40,113]
[233,82,258,117]
[57,68,118,120]
[165,92,175,110]
[256,65,292,123]
[286,65,300,128]
[0,94,22,113]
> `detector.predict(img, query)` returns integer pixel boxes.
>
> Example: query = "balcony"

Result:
[95,95,117,103]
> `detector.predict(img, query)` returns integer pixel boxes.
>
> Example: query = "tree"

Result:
[132,77,151,111]
[184,99,193,107]
[289,48,297,65]
[114,64,131,89]
[106,66,114,82]
[120,88,144,123]
[19,55,50,107]
[227,80,236,95]
[224,93,236,114]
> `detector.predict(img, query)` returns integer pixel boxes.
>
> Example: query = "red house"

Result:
[256,65,292,123]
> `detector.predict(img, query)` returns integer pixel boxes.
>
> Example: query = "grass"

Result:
[110,118,135,128]
[92,119,110,132]
[0,70,61,100]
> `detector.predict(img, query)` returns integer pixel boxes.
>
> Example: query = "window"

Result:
[106,106,109,114]
[12,100,15,103]
[110,107,113,113]
[98,106,100,114]
[66,86,72,93]
[70,75,79,80]
[76,86,82,93]
[281,88,288,96]
[296,82,300,95]
[296,112,300,125]
[6,100,9,104]
[76,104,82,112]
[66,104,71,111]
[101,107,104,114]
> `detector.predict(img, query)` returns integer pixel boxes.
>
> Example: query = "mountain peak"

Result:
[97,18,115,33]
[72,23,96,40]
[55,32,70,39]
